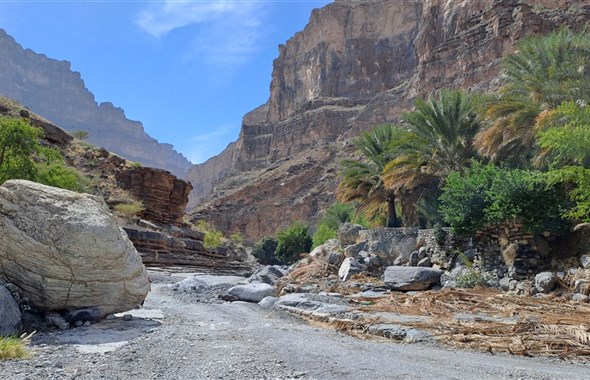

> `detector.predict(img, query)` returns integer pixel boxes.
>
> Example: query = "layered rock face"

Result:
[0,29,191,178]
[188,0,590,241]
[0,180,150,317]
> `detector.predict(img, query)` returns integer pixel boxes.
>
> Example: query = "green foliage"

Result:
[71,130,89,140]
[455,268,488,289]
[230,232,244,245]
[275,221,312,264]
[476,29,590,165]
[321,202,356,230]
[0,116,88,191]
[204,230,223,250]
[0,334,32,361]
[338,124,399,227]
[0,117,43,183]
[114,201,145,218]
[311,203,356,249]
[130,161,142,168]
[440,163,567,234]
[251,237,280,265]
[312,223,338,249]
[546,166,590,222]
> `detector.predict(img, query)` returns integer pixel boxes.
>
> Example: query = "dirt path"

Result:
[1,273,590,379]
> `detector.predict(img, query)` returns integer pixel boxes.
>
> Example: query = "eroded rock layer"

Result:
[188,0,590,241]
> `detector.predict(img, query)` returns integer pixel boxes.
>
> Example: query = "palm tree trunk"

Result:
[386,191,400,228]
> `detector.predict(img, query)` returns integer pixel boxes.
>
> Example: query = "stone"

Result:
[417,247,428,260]
[409,251,419,266]
[534,272,557,294]
[338,257,366,281]
[417,257,431,268]
[580,254,590,269]
[171,276,209,293]
[226,282,276,303]
[383,266,443,291]
[344,242,367,259]
[258,296,278,309]
[574,279,590,295]
[367,324,432,343]
[572,293,590,303]
[338,223,365,246]
[0,180,150,318]
[0,285,21,336]
[65,307,103,323]
[45,312,69,330]
[249,266,286,285]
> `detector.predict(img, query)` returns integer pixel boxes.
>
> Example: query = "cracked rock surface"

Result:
[0,180,150,317]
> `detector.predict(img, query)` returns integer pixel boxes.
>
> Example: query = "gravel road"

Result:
[1,271,589,380]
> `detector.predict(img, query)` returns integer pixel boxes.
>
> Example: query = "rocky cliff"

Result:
[0,29,191,178]
[188,0,590,242]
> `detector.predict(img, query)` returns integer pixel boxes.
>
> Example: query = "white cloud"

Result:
[181,123,238,164]
[136,1,266,69]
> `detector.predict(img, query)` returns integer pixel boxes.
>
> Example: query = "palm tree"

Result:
[337,124,400,227]
[383,89,481,225]
[475,28,590,166]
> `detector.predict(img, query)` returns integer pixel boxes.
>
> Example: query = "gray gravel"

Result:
[1,271,589,380]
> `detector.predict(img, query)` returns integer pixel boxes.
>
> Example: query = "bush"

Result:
[71,130,89,140]
[114,202,145,218]
[455,268,488,288]
[0,117,43,184]
[204,230,223,250]
[35,161,89,192]
[275,221,312,264]
[311,222,337,249]
[230,232,244,245]
[439,163,567,234]
[252,237,280,265]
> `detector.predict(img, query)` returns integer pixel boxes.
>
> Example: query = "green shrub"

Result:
[252,237,280,265]
[114,202,145,218]
[455,268,488,288]
[35,161,89,192]
[311,222,337,249]
[230,232,244,245]
[204,230,223,250]
[0,117,43,184]
[275,221,312,264]
[439,163,567,234]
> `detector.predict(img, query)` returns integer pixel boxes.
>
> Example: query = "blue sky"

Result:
[0,0,332,164]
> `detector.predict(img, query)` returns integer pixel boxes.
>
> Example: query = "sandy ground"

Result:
[1,271,589,380]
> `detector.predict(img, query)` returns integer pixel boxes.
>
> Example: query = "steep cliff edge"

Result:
[0,29,191,178]
[188,0,590,241]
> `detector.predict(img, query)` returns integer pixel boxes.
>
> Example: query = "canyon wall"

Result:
[189,0,590,241]
[0,29,191,178]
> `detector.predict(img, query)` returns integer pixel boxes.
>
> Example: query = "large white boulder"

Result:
[0,180,150,318]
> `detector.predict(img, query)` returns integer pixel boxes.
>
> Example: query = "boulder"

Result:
[580,254,590,269]
[0,180,150,318]
[338,223,365,246]
[226,282,275,303]
[384,266,443,291]
[172,276,209,293]
[0,285,21,336]
[534,272,557,294]
[338,257,366,281]
[258,296,278,309]
[572,293,590,303]
[310,239,344,266]
[249,266,286,285]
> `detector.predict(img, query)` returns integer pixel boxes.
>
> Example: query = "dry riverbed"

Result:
[1,270,589,380]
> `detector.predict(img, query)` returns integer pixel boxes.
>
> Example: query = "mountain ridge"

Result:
[0,28,191,179]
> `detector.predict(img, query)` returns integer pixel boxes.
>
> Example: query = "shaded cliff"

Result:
[188,0,590,242]
[0,29,191,178]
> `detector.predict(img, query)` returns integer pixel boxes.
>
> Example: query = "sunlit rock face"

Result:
[187,0,590,241]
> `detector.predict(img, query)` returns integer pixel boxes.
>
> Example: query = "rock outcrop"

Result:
[115,167,193,226]
[0,29,191,178]
[188,0,590,241]
[0,180,150,317]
